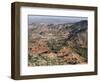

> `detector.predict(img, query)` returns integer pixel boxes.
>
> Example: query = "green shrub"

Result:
[47,39,67,53]
[74,47,87,59]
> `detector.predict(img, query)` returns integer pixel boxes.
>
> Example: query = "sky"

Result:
[28,15,87,24]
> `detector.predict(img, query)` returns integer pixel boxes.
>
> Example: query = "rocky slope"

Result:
[28,20,88,66]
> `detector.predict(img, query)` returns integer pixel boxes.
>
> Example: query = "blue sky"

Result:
[28,15,87,24]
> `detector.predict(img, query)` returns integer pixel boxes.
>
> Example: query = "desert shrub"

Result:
[28,54,48,66]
